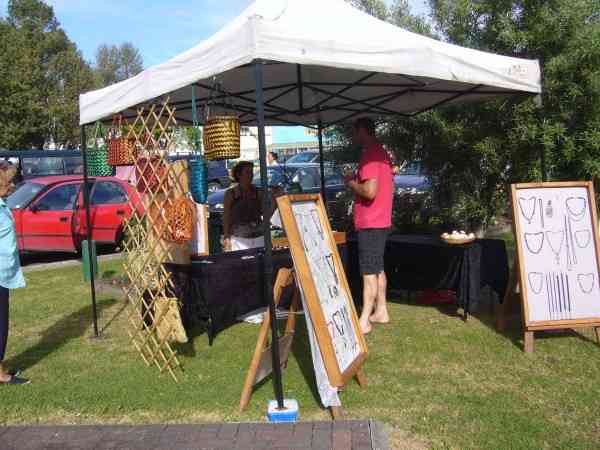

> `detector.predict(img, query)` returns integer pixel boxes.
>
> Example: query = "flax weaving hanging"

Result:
[202,81,240,161]
[107,115,137,166]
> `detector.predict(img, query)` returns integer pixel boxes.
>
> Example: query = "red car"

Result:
[6,176,142,253]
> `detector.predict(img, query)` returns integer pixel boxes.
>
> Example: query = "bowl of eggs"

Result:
[441,230,476,245]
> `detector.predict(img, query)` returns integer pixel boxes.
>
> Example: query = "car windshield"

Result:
[252,168,287,187]
[286,152,317,164]
[6,182,44,209]
[398,162,421,176]
[21,156,83,177]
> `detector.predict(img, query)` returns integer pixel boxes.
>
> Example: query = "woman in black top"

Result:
[223,161,265,251]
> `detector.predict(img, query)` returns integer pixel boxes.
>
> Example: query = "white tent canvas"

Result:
[79,0,541,127]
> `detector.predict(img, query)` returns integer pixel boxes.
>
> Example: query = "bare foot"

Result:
[370,311,390,324]
[359,320,372,335]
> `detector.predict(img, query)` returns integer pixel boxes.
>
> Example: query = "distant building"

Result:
[268,141,321,159]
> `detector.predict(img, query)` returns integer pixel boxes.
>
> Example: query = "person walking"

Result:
[0,175,29,385]
[345,118,394,335]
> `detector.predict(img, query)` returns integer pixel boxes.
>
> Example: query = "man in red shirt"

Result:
[345,118,394,334]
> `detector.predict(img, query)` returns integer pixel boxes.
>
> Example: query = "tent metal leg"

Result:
[318,120,326,206]
[254,60,285,409]
[81,125,99,338]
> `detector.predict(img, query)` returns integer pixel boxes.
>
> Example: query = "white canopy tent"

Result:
[79,0,541,127]
[78,0,542,406]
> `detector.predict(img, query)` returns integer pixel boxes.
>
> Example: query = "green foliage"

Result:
[0,0,95,149]
[335,0,600,232]
[94,42,144,88]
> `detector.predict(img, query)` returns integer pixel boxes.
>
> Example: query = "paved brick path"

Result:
[0,420,388,450]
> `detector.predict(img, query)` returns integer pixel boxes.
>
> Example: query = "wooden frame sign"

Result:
[276,194,368,387]
[511,182,600,336]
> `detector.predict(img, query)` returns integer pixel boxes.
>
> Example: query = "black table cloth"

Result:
[165,234,508,344]
[346,234,509,315]
[165,245,348,344]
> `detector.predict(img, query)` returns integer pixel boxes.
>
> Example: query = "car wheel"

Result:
[207,182,221,193]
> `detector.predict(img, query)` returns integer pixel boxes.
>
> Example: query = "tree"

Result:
[94,42,143,87]
[0,0,95,149]
[334,0,600,232]
[425,0,600,225]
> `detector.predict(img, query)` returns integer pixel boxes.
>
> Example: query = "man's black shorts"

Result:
[357,228,390,275]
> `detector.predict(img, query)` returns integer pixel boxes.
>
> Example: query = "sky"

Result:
[0,0,431,144]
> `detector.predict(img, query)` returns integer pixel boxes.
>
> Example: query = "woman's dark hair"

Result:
[353,117,376,136]
[231,161,254,182]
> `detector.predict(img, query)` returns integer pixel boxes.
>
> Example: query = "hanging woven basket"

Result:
[189,157,208,204]
[203,115,240,161]
[86,143,113,177]
[108,136,137,166]
[163,196,196,244]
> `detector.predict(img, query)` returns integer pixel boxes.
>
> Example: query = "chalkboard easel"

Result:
[497,181,600,352]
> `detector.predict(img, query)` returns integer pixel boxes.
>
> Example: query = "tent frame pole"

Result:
[81,125,99,338]
[254,60,285,410]
[318,119,326,206]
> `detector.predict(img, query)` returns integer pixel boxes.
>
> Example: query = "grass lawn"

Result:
[1,258,600,449]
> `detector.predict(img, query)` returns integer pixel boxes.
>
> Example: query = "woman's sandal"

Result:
[0,375,30,385]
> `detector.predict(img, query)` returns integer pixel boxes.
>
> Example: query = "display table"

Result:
[165,245,348,344]
[346,234,509,317]
[165,234,508,344]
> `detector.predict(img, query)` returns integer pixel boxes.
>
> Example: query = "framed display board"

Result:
[511,181,600,333]
[276,194,368,387]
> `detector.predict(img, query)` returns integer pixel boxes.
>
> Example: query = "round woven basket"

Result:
[189,157,208,204]
[86,144,114,177]
[203,115,240,161]
[163,197,196,244]
[108,137,137,166]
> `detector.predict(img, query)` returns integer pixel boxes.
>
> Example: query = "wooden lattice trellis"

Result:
[119,99,190,382]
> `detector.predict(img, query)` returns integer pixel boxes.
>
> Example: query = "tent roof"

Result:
[79,0,542,127]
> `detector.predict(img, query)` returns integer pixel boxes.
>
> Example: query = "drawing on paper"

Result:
[577,273,595,294]
[528,272,544,294]
[566,197,586,221]
[575,230,591,249]
[518,196,537,224]
[524,232,545,255]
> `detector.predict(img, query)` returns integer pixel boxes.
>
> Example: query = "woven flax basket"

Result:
[108,136,137,166]
[203,115,240,161]
[163,197,196,244]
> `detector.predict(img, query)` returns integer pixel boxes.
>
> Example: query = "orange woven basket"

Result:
[108,136,137,166]
[163,197,196,244]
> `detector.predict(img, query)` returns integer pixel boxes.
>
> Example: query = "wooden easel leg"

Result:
[330,406,342,420]
[355,369,367,388]
[524,331,535,353]
[239,268,295,412]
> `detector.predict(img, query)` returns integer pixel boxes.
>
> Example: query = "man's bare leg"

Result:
[370,271,390,324]
[360,274,377,334]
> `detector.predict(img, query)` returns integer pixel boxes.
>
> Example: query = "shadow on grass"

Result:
[6,298,118,372]
[289,317,322,406]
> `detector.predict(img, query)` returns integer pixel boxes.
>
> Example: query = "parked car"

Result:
[6,176,142,253]
[284,151,320,164]
[20,155,84,180]
[207,163,348,230]
[394,161,431,194]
